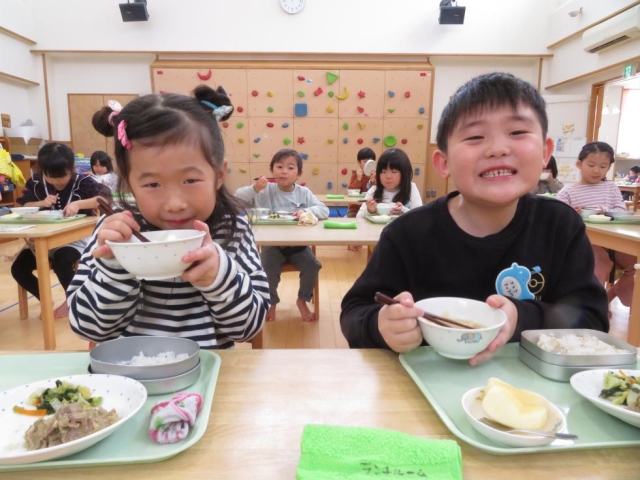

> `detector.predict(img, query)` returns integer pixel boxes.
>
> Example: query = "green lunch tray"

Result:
[0,214,87,224]
[584,218,640,225]
[399,343,640,455]
[0,350,221,472]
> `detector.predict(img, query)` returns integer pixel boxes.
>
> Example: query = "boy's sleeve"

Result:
[347,172,360,189]
[235,185,259,205]
[304,190,329,219]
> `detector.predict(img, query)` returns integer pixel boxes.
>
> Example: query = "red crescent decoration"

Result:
[197,70,212,81]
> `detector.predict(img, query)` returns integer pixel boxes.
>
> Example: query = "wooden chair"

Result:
[17,260,78,320]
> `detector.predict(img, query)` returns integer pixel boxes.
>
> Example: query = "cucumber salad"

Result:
[599,371,640,411]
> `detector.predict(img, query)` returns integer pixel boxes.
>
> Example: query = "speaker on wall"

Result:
[439,5,466,24]
[120,1,149,22]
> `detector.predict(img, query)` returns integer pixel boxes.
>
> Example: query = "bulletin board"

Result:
[150,61,434,196]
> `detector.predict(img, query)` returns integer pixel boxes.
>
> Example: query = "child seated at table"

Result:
[556,141,635,308]
[347,147,377,218]
[340,72,608,365]
[88,150,118,191]
[236,148,329,322]
[355,148,422,218]
[11,142,110,319]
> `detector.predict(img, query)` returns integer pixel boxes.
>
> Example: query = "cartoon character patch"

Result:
[495,262,535,300]
[457,332,483,344]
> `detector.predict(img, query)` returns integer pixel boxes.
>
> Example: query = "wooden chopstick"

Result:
[96,197,150,243]
[373,291,473,329]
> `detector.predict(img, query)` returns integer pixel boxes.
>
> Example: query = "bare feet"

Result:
[266,305,277,322]
[296,298,316,322]
[53,301,69,319]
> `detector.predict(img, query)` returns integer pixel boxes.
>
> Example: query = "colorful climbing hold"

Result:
[254,137,261,143]
[313,87,323,96]
[327,139,334,145]
[358,122,365,130]
[343,138,349,144]
[294,103,308,117]
[283,138,292,145]
[336,87,349,100]
[328,91,335,98]
[251,90,259,97]
[282,122,290,128]
[237,106,244,113]
[297,137,305,144]
[387,109,395,114]
[240,167,249,174]
[327,181,333,189]
[341,168,348,175]
[267,90,275,98]
[404,91,411,98]
[227,167,232,174]
[306,79,312,84]
[300,182,306,186]
[326,105,334,113]
[383,135,397,147]
[197,69,212,81]
[414,167,421,175]
[300,153,309,160]
[420,72,426,77]
[266,122,274,128]
[236,122,244,129]
[418,107,425,114]
[298,75,305,81]
[267,106,274,113]
[417,124,424,130]
[401,138,408,145]
[312,167,320,175]
[297,91,305,97]
[342,123,349,131]
[326,72,339,85]
[388,91,395,98]
[238,138,245,144]
[341,182,348,188]
[357,106,364,113]
[357,138,364,145]
[373,137,381,144]
[222,122,229,128]
[253,153,261,158]
[357,90,365,99]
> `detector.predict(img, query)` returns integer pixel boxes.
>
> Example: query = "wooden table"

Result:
[5,348,640,479]
[0,217,98,350]
[253,217,385,247]
[585,222,640,346]
[616,183,640,211]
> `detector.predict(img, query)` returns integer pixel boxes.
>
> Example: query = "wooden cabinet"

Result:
[68,94,138,157]
[0,136,33,207]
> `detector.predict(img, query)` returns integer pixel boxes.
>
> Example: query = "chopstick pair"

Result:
[96,197,150,243]
[373,292,473,329]
[254,177,277,181]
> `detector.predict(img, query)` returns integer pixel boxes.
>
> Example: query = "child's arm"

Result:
[301,190,330,219]
[235,182,269,207]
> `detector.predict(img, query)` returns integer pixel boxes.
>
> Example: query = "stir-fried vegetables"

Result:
[14,380,102,416]
[599,371,640,410]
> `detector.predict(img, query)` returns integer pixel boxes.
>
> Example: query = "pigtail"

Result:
[92,107,116,137]
[193,84,234,121]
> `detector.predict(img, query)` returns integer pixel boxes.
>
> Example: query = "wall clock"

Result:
[280,0,306,15]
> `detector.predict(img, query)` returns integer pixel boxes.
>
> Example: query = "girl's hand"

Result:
[390,202,403,215]
[574,206,583,214]
[365,198,377,214]
[469,294,517,366]
[63,201,80,218]
[180,220,220,288]
[377,291,424,353]
[93,210,143,259]
[253,176,269,193]
[42,194,57,208]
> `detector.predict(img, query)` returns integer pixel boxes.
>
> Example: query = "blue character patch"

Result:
[495,262,535,300]
[457,332,483,344]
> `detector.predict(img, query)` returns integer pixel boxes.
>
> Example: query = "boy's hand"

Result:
[366,198,377,214]
[180,220,220,288]
[356,168,364,181]
[390,202,403,215]
[63,201,80,218]
[253,176,269,193]
[42,194,58,208]
[292,209,305,219]
[93,210,143,259]
[377,292,424,353]
[469,294,517,366]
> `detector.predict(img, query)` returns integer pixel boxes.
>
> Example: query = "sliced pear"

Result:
[481,378,549,430]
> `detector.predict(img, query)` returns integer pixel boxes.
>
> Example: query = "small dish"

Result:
[267,214,295,221]
[347,189,363,197]
[9,207,39,215]
[570,369,640,428]
[587,215,612,223]
[461,386,568,448]
[22,211,64,221]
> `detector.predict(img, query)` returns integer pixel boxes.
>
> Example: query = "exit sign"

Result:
[623,63,636,78]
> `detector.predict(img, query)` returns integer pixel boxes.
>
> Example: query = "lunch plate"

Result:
[570,369,640,429]
[0,350,220,472]
[399,343,640,455]
[0,214,87,224]
[252,216,298,225]
[584,217,640,224]
[0,374,147,465]
[364,214,397,224]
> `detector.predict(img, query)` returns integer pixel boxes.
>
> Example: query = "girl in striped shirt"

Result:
[556,142,634,307]
[67,86,269,349]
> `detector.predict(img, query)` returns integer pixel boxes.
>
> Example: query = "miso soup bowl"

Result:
[376,203,395,216]
[414,297,507,360]
[106,229,205,281]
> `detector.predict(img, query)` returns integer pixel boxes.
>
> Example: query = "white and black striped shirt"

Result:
[68,215,269,349]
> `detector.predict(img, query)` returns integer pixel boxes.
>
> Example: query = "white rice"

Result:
[536,333,628,355]
[120,351,189,366]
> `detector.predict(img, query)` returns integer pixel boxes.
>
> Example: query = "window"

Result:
[617,89,640,158]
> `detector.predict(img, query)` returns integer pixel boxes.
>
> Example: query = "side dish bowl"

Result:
[9,207,39,215]
[376,203,395,216]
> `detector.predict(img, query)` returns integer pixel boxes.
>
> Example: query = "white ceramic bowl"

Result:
[347,189,362,196]
[414,297,507,359]
[580,208,599,219]
[9,207,39,215]
[106,229,205,280]
[246,207,270,220]
[376,203,394,216]
[609,210,633,218]
[462,386,568,448]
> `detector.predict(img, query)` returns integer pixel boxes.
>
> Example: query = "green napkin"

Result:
[323,221,357,229]
[296,424,462,480]
[326,194,345,199]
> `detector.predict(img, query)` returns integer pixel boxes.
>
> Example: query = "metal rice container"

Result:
[90,336,200,381]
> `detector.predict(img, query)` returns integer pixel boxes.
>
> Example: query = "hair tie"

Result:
[107,100,123,126]
[118,120,132,150]
[201,100,233,121]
